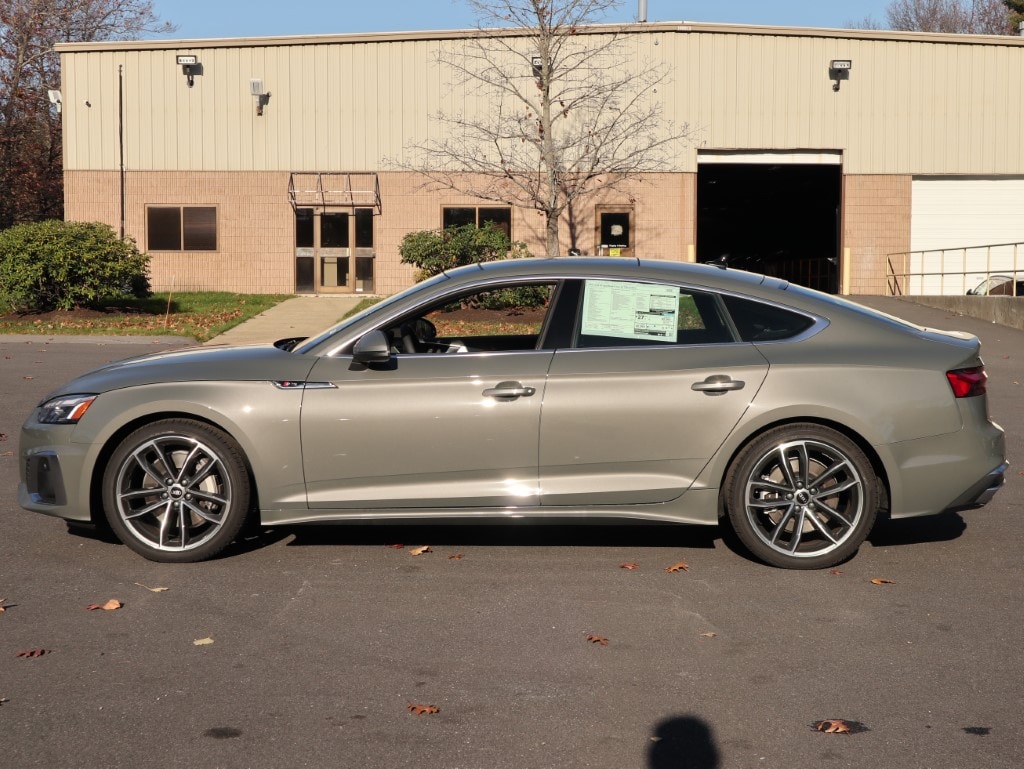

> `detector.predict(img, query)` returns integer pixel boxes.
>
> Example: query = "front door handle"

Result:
[691,375,745,395]
[482,381,536,400]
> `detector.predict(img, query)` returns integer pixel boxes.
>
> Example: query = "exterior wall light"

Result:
[250,78,270,116]
[177,54,199,88]
[829,59,852,91]
[47,89,62,113]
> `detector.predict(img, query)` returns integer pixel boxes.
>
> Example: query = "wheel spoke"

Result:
[123,498,171,520]
[183,499,222,524]
[768,505,797,544]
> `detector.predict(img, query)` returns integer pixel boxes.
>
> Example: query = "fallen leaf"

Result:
[134,583,169,593]
[586,633,609,646]
[620,563,640,570]
[85,599,123,611]
[664,561,690,573]
[700,632,717,638]
[0,433,7,441]
[407,704,440,716]
[193,637,215,646]
[385,543,405,549]
[829,569,844,575]
[870,578,896,585]
[16,649,49,658]
[0,697,8,706]
[23,376,33,380]
[409,545,432,556]
[447,554,464,560]
[816,719,851,734]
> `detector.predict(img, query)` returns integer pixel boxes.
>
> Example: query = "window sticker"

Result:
[581,280,680,341]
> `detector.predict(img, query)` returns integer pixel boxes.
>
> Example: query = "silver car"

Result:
[18,258,1007,568]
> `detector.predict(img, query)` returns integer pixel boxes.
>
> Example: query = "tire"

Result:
[724,424,878,569]
[102,419,252,563]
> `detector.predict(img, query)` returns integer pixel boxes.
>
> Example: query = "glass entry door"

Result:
[295,208,375,294]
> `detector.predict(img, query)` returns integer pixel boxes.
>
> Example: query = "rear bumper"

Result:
[947,461,1008,510]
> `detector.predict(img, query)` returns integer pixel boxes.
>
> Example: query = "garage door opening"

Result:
[697,161,842,293]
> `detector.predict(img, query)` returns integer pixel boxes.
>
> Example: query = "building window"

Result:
[147,206,217,251]
[442,206,512,238]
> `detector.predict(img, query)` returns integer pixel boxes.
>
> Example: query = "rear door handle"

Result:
[691,375,745,395]
[482,381,536,399]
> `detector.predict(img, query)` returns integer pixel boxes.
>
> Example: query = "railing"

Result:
[886,242,1023,296]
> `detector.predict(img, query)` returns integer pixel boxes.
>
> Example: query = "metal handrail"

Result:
[885,242,1022,296]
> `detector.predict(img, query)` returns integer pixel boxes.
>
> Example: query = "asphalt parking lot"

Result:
[1,299,1022,769]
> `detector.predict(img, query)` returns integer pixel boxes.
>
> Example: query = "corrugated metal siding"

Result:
[60,26,1024,175]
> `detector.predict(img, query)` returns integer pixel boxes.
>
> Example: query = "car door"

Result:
[539,278,769,506]
[300,282,558,510]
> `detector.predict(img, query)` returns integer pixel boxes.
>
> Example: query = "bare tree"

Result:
[0,0,174,228]
[398,0,691,257]
[860,0,1017,34]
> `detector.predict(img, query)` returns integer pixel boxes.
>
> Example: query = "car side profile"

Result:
[19,258,1007,568]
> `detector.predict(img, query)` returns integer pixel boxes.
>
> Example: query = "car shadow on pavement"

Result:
[868,511,966,547]
[281,521,722,551]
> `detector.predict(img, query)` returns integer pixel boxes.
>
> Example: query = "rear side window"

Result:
[722,295,815,342]
[574,280,732,347]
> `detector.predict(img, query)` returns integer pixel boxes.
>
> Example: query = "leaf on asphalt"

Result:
[409,545,432,556]
[134,583,169,592]
[0,432,7,441]
[664,561,690,573]
[0,598,9,613]
[16,649,49,658]
[829,569,844,575]
[700,632,717,638]
[447,553,464,560]
[407,704,440,716]
[193,637,215,646]
[870,578,896,585]
[0,697,8,706]
[586,634,609,646]
[86,599,123,611]
[385,543,405,549]
[620,562,640,570]
[816,719,851,734]
[23,375,33,380]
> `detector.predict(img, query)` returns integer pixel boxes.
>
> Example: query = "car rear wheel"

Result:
[102,419,252,563]
[724,424,878,569]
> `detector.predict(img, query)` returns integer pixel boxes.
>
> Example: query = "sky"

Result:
[147,0,895,40]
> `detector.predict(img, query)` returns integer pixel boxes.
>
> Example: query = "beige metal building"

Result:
[56,21,1024,297]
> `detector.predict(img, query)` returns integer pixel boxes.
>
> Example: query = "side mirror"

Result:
[352,330,392,364]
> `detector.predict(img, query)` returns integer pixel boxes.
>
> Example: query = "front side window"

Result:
[574,280,732,348]
[385,282,555,355]
[147,206,217,251]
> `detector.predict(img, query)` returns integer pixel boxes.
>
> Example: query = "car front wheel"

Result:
[102,419,252,563]
[724,424,878,569]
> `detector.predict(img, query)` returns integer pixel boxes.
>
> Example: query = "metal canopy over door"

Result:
[289,172,381,294]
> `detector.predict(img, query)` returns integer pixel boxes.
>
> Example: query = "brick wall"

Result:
[842,174,912,295]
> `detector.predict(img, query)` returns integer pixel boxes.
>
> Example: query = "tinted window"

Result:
[722,295,814,341]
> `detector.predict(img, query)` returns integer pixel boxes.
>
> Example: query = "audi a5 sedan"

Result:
[19,258,1007,568]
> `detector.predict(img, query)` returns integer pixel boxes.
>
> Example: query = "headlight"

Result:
[37,394,97,424]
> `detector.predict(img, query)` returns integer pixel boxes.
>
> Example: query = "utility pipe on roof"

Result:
[638,0,647,23]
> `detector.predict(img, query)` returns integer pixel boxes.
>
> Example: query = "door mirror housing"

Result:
[352,330,392,364]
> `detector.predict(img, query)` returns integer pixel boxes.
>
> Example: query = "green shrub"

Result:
[0,220,150,312]
[399,222,531,281]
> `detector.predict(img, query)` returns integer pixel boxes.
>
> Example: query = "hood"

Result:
[46,343,319,401]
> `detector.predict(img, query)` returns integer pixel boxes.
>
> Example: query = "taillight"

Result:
[946,367,987,398]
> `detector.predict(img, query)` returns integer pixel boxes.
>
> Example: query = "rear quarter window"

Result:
[722,295,815,342]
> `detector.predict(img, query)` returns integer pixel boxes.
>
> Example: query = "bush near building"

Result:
[0,221,150,312]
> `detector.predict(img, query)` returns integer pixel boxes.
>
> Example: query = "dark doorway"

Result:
[697,163,842,293]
